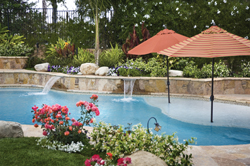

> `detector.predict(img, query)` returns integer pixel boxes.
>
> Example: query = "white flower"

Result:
[176,7,179,11]
[194,25,197,28]
[143,14,150,19]
[135,23,138,27]
[159,2,162,4]
[214,1,217,6]
[246,6,249,10]
[245,36,249,39]
[217,9,220,14]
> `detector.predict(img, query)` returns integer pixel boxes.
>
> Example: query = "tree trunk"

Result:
[94,5,100,66]
[52,1,57,23]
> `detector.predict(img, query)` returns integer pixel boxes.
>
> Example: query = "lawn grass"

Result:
[0,137,105,166]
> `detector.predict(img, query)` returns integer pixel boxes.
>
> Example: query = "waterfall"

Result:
[121,78,136,101]
[28,76,61,95]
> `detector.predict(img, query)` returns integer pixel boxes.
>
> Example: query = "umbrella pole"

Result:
[210,58,215,123]
[167,57,170,103]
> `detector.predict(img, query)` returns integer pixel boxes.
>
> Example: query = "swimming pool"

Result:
[1,87,250,146]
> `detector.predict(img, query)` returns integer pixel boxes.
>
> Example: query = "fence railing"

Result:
[0,7,114,48]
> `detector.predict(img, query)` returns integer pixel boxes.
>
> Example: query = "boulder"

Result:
[127,151,167,166]
[80,63,99,75]
[34,63,49,72]
[0,121,24,138]
[169,70,183,77]
[95,67,109,76]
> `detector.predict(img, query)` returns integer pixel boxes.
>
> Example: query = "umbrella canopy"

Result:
[159,26,250,58]
[128,29,189,55]
[158,26,250,123]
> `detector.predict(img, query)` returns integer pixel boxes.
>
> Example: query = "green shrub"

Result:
[0,43,33,56]
[237,61,250,77]
[73,48,95,64]
[183,60,230,78]
[91,122,195,165]
[117,67,142,76]
[99,43,126,67]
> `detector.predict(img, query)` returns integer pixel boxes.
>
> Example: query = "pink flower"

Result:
[117,158,124,165]
[92,106,99,112]
[56,114,62,119]
[52,104,61,112]
[88,103,94,108]
[72,121,80,126]
[95,110,100,116]
[84,159,91,166]
[90,118,94,123]
[32,105,38,111]
[71,118,76,122]
[124,157,132,164]
[91,154,101,162]
[43,130,48,136]
[61,106,68,114]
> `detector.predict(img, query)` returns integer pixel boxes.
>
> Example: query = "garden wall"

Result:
[0,70,250,95]
[0,57,29,69]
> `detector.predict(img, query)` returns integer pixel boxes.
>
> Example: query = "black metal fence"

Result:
[0,7,114,48]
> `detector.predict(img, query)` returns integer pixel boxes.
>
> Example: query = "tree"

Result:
[76,0,111,65]
[45,0,65,23]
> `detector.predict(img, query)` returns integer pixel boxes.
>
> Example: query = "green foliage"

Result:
[0,137,106,166]
[0,24,34,56]
[237,61,250,77]
[73,48,95,64]
[0,43,34,56]
[99,43,126,67]
[91,122,195,165]
[117,67,142,76]
[183,60,230,78]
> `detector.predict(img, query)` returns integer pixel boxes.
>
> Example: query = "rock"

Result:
[0,121,24,138]
[95,67,109,76]
[34,63,49,72]
[77,72,82,75]
[126,151,167,166]
[80,63,99,75]
[169,70,183,77]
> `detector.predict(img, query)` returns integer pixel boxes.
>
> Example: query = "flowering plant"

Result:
[31,103,88,145]
[84,154,131,166]
[48,65,80,74]
[91,122,195,165]
[77,94,99,126]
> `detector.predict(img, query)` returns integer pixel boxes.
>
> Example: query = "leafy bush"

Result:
[91,122,195,166]
[73,48,95,64]
[0,43,33,56]
[99,43,126,67]
[237,61,250,77]
[183,60,230,78]
[46,37,75,59]
[48,65,80,74]
[117,67,142,76]
[0,24,34,56]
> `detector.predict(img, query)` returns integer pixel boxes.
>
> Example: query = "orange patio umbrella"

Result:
[128,29,189,103]
[159,26,250,122]
[128,29,189,55]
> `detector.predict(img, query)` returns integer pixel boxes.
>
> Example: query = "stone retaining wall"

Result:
[0,56,29,69]
[0,70,250,95]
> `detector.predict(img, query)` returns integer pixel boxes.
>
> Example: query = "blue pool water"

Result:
[1,87,250,146]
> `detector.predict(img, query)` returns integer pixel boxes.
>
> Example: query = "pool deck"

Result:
[21,93,250,166]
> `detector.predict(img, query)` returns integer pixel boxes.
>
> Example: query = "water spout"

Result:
[29,76,61,95]
[122,78,136,101]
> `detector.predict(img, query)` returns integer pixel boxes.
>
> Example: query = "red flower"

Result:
[32,118,35,123]
[107,152,112,159]
[59,121,64,125]
[43,130,48,136]
[78,129,81,134]
[34,124,38,128]
[90,94,98,100]
[64,131,70,136]
[69,126,72,131]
